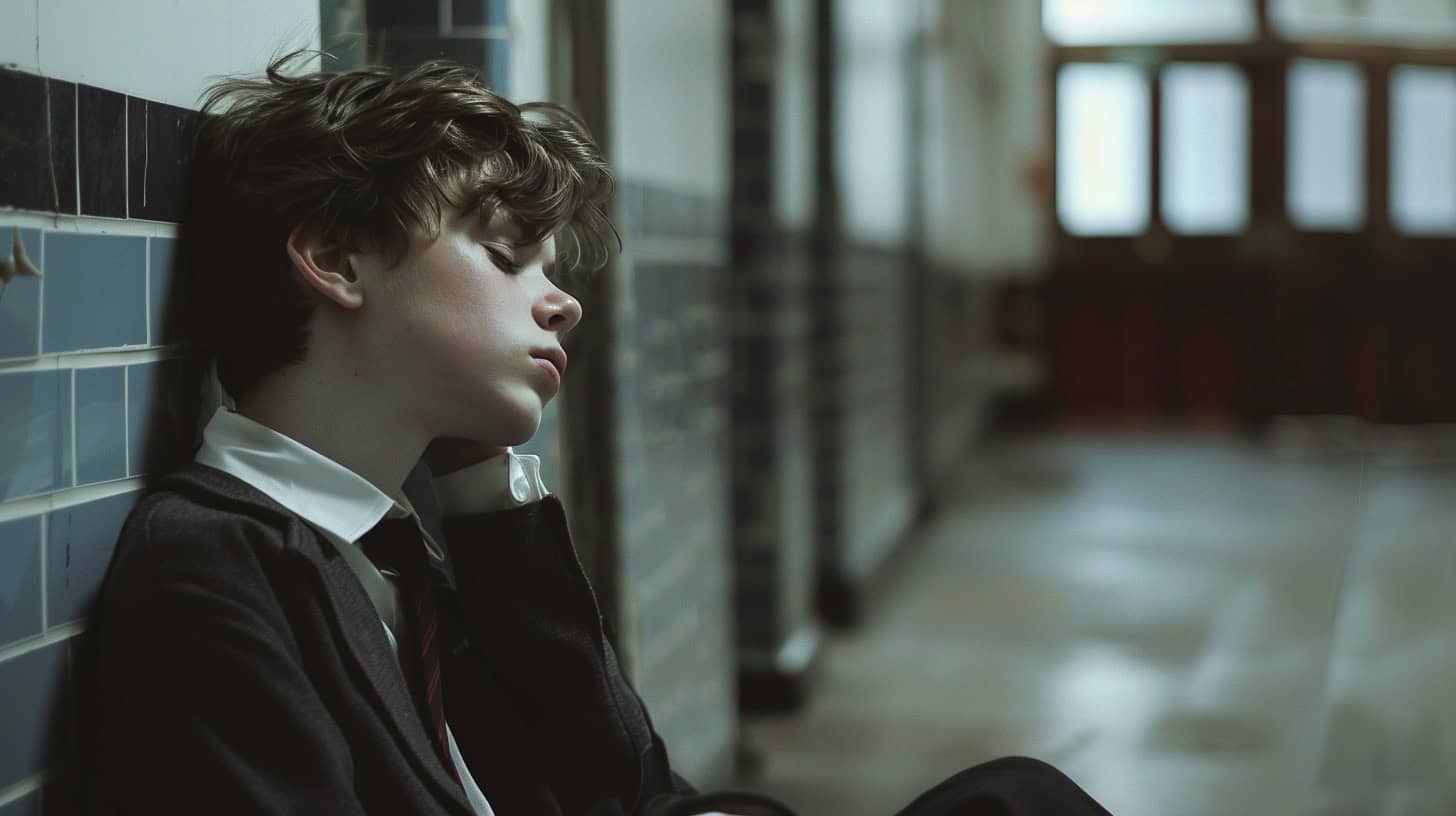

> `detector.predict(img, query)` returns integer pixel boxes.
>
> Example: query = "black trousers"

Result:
[672,756,1113,816]
[891,757,1112,816]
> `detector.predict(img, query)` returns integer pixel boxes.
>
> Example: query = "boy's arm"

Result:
[96,502,367,815]
[431,457,794,816]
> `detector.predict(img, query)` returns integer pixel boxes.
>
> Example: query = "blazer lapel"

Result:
[310,533,475,814]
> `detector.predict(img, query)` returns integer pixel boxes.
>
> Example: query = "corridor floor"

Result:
[736,430,1456,816]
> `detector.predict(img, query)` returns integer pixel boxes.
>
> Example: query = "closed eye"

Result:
[485,246,521,274]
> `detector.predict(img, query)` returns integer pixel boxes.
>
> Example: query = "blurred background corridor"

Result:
[4,0,1456,813]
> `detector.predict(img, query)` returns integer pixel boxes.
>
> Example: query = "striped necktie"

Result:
[360,516,462,785]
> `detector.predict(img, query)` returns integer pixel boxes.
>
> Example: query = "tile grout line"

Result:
[35,230,44,355]
[38,512,48,632]
[0,773,46,809]
[123,366,130,476]
[0,346,180,374]
[0,622,85,664]
[69,367,77,487]
[144,237,151,345]
[0,477,146,523]
[124,93,129,220]
[74,86,81,216]
[0,209,177,236]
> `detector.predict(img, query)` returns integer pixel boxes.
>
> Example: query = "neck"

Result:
[233,337,428,499]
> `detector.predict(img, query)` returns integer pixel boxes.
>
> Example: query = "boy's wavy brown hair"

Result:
[177,51,615,400]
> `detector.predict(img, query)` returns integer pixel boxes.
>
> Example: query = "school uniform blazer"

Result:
[90,461,794,816]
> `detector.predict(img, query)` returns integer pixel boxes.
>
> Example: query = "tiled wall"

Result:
[614,179,738,786]
[810,244,921,625]
[0,67,196,812]
[729,236,818,693]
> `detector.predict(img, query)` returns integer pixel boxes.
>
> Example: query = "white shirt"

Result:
[194,405,547,816]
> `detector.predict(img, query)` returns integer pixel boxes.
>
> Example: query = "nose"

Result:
[536,283,583,336]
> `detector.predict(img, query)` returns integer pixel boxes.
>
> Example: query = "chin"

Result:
[494,408,544,448]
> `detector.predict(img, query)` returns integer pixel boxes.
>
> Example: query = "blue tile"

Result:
[46,491,138,627]
[126,359,190,477]
[0,370,73,500]
[0,227,42,360]
[487,0,507,27]
[40,233,146,353]
[148,237,177,345]
[74,367,126,486]
[0,639,68,789]
[0,516,43,648]
[0,787,41,816]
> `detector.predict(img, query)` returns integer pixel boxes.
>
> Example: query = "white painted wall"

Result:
[834,0,914,247]
[608,0,728,196]
[0,0,320,109]
[507,0,552,102]
[921,0,1050,275]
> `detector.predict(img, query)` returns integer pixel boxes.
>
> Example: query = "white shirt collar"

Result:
[194,405,421,549]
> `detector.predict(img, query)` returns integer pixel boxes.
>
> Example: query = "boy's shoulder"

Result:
[117,461,311,570]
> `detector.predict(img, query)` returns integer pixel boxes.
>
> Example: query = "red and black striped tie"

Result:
[361,517,461,785]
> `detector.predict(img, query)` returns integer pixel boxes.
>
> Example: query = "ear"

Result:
[286,223,364,310]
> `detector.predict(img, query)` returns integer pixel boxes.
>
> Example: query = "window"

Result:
[1044,0,1256,45]
[1273,0,1456,45]
[1057,63,1151,236]
[1287,60,1367,231]
[1391,66,1456,235]
[1162,64,1250,234]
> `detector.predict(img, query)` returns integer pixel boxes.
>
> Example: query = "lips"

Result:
[532,347,568,378]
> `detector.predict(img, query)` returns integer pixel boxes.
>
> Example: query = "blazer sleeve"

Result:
[92,496,367,816]
[440,497,796,816]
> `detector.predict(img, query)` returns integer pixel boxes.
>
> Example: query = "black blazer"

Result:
[87,462,793,816]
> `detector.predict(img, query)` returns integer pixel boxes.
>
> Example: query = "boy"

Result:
[90,54,1111,816]
[90,53,782,816]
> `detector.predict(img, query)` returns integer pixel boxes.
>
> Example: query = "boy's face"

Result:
[354,207,581,448]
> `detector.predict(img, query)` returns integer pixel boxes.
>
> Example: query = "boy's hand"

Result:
[422,437,509,477]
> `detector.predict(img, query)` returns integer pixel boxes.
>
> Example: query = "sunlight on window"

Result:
[1391,66,1456,235]
[1162,64,1250,235]
[1057,63,1150,236]
[1044,0,1256,45]
[1273,0,1456,45]
[1287,60,1366,232]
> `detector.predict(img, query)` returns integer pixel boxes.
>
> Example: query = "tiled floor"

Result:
[735,430,1456,816]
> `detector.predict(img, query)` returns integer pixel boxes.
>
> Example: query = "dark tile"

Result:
[74,368,127,486]
[77,85,127,218]
[0,515,43,648]
[365,0,438,28]
[126,98,194,223]
[46,491,139,627]
[454,0,486,26]
[0,71,77,214]
[453,0,508,27]
[40,233,146,353]
[0,227,43,359]
[126,359,193,477]
[0,639,69,789]
[0,370,73,500]
[0,787,41,816]
[379,36,490,74]
[147,237,177,344]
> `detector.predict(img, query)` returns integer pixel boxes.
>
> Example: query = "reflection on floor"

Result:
[735,430,1456,816]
